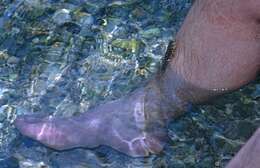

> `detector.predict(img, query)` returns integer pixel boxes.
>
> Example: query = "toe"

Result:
[15,115,67,149]
[15,115,53,142]
[15,115,45,139]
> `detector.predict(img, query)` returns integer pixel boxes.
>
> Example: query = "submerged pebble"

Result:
[140,27,161,39]
[111,38,144,53]
[52,9,72,25]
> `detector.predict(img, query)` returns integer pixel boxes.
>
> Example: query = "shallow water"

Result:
[0,0,259,167]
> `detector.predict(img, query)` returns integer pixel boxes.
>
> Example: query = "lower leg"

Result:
[160,0,260,104]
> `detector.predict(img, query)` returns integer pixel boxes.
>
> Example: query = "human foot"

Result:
[15,82,181,157]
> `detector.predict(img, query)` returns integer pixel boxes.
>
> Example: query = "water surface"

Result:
[0,0,259,167]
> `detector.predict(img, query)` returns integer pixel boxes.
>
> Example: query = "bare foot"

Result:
[15,84,177,157]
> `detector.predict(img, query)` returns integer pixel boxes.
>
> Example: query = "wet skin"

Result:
[15,0,260,159]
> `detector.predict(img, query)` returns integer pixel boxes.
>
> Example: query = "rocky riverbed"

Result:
[0,0,259,167]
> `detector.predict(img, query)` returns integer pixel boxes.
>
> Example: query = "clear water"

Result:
[0,0,260,167]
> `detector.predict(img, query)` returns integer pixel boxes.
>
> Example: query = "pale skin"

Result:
[15,0,260,166]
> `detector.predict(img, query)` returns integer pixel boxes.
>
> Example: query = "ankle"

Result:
[141,77,189,130]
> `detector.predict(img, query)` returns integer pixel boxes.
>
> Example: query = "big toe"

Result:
[15,115,47,139]
[14,115,72,150]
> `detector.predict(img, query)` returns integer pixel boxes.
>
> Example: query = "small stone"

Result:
[0,17,4,29]
[197,157,214,167]
[215,161,221,167]
[0,157,19,168]
[32,38,40,44]
[0,123,3,129]
[0,50,9,60]
[7,56,19,65]
[63,22,81,34]
[11,27,20,34]
[9,74,18,81]
[108,1,126,6]
[19,159,49,168]
[111,38,144,53]
[140,27,161,39]
[131,7,147,20]
[212,133,243,154]
[0,112,5,122]
[81,3,99,14]
[236,120,257,139]
[183,155,195,165]
[52,9,72,25]
[79,14,94,27]
[24,0,41,7]
[251,84,260,99]
[171,158,185,168]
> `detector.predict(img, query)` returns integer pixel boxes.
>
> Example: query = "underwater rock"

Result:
[62,22,81,34]
[7,56,19,65]
[131,6,148,21]
[0,50,9,61]
[196,157,214,168]
[0,157,19,168]
[211,133,243,154]
[183,155,196,166]
[52,9,72,25]
[140,27,161,39]
[232,120,257,140]
[15,152,50,168]
[111,38,144,53]
[24,0,42,8]
[169,158,186,168]
[54,97,79,117]
[45,43,65,62]
[80,2,100,14]
[79,14,94,27]
[49,149,102,168]
[102,18,121,35]
[0,112,5,123]
[0,17,4,29]
[0,105,17,161]
[251,84,260,99]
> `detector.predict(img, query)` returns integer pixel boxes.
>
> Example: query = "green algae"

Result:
[111,38,144,53]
